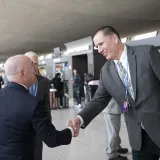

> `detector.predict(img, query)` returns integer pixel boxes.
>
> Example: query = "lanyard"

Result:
[33,83,38,97]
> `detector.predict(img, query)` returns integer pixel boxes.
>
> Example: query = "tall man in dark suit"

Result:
[71,26,160,160]
[0,55,74,160]
[25,51,51,160]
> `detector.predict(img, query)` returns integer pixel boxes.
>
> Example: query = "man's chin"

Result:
[105,56,111,60]
[33,78,37,84]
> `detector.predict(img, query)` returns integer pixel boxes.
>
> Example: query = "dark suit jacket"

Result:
[33,75,52,160]
[0,82,72,160]
[36,75,51,120]
[78,45,160,151]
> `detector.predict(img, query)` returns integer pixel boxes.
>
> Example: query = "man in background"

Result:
[0,74,4,88]
[104,98,128,160]
[25,51,51,160]
[73,69,82,108]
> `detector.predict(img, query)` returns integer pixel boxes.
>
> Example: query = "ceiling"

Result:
[0,0,160,61]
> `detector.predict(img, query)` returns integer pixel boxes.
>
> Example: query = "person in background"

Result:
[25,51,51,160]
[0,74,4,88]
[104,98,128,160]
[3,73,8,87]
[73,69,82,108]
[52,73,63,109]
[84,73,95,106]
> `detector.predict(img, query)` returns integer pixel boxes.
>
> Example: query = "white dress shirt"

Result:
[113,45,132,83]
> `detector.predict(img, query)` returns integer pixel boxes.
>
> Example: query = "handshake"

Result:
[67,117,81,137]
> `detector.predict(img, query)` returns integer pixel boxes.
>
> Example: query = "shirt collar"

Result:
[18,83,28,90]
[114,45,127,64]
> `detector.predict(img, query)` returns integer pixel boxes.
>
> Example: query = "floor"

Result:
[43,108,132,160]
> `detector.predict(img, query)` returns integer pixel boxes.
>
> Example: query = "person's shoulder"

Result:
[37,75,50,83]
[101,60,111,71]
[128,44,154,52]
[4,86,38,109]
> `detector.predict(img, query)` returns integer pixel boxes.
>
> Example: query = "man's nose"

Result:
[98,47,103,54]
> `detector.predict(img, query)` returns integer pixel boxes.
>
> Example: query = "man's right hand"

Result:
[67,117,81,137]
[72,117,81,136]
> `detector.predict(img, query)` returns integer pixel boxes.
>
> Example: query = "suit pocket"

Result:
[138,67,151,78]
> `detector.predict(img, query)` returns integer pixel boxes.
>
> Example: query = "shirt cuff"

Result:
[67,127,74,137]
[76,115,84,126]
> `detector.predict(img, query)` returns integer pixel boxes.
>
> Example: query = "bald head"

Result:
[5,55,37,87]
[5,55,30,78]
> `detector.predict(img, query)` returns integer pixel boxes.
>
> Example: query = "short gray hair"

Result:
[24,51,38,57]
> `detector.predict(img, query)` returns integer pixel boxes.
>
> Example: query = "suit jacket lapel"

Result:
[127,45,137,100]
[109,46,137,104]
[110,61,126,97]
[36,76,41,98]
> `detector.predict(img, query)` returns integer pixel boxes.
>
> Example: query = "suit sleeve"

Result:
[31,100,72,148]
[44,79,52,120]
[149,46,160,81]
[78,69,112,128]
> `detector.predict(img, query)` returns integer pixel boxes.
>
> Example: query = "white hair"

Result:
[24,51,38,57]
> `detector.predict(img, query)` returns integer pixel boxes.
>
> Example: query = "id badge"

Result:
[123,100,129,114]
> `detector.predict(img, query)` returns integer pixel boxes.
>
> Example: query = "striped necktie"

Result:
[116,61,135,100]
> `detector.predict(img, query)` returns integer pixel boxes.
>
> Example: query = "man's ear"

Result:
[112,34,119,44]
[20,69,25,75]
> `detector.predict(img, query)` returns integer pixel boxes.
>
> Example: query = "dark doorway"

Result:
[72,54,88,97]
[94,50,107,79]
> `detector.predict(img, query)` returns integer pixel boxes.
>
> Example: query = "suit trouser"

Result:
[73,87,81,105]
[104,113,121,159]
[84,85,90,105]
[34,136,43,160]
[132,129,160,160]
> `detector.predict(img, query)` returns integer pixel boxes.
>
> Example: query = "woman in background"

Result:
[52,73,63,109]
